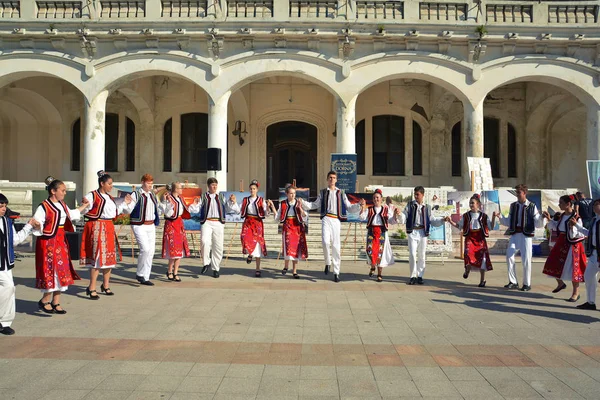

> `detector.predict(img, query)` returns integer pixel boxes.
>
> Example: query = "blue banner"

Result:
[587,160,600,200]
[331,153,357,192]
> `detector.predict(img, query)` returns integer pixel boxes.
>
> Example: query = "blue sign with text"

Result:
[331,153,357,192]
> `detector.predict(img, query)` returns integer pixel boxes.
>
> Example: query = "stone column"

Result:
[83,90,109,195]
[462,99,484,189]
[587,103,600,161]
[207,92,230,189]
[336,95,357,154]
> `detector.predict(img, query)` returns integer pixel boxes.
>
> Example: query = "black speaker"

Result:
[65,231,82,260]
[207,148,222,171]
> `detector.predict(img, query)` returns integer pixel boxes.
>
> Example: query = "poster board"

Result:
[331,153,357,192]
[467,157,494,191]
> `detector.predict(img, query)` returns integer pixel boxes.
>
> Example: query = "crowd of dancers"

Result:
[0,171,599,336]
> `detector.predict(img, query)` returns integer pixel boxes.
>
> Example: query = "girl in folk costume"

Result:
[162,182,200,282]
[445,194,496,287]
[80,171,133,300]
[358,189,400,282]
[232,180,268,277]
[32,177,89,314]
[541,195,587,302]
[267,185,308,279]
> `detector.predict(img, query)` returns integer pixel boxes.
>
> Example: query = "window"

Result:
[372,115,405,175]
[451,122,461,176]
[507,123,517,178]
[126,117,135,171]
[71,118,81,171]
[355,119,365,175]
[484,117,500,178]
[412,121,422,176]
[105,113,119,172]
[180,113,208,173]
[163,118,172,172]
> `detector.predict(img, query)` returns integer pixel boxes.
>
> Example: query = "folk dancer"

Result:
[0,193,39,335]
[541,195,587,302]
[199,178,240,278]
[493,184,546,291]
[397,186,445,285]
[267,185,308,279]
[81,171,133,299]
[578,199,600,310]
[445,194,496,287]
[301,171,361,282]
[33,177,89,314]
[162,182,200,282]
[358,189,400,282]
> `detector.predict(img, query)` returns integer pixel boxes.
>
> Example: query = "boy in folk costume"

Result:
[493,184,546,291]
[123,174,162,286]
[301,171,361,282]
[358,189,400,282]
[397,186,445,285]
[445,194,496,287]
[199,177,239,278]
[578,199,600,310]
[0,193,39,335]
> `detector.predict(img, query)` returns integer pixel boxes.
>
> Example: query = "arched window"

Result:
[71,118,81,171]
[507,123,517,178]
[180,113,208,173]
[412,121,422,176]
[163,118,172,172]
[451,122,461,177]
[484,117,500,178]
[105,113,119,172]
[355,119,365,175]
[125,117,135,171]
[372,115,405,176]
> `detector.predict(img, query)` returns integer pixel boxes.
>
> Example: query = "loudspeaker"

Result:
[207,148,222,171]
[65,231,82,260]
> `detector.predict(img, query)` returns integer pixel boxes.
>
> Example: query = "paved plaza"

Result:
[2,253,600,399]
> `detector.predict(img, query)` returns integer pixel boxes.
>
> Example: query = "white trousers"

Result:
[322,217,341,275]
[0,269,15,328]
[585,250,600,304]
[506,233,532,286]
[408,230,427,278]
[132,224,156,281]
[202,221,224,271]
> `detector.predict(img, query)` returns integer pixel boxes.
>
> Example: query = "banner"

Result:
[587,160,600,200]
[331,153,357,192]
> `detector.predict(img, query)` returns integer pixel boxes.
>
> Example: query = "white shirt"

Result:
[164,196,201,218]
[0,217,32,246]
[304,187,360,214]
[32,202,81,236]
[82,191,128,219]
[200,193,240,219]
[498,200,544,228]
[456,212,493,230]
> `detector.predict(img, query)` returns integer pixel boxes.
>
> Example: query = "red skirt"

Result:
[543,233,586,282]
[283,217,308,260]
[162,217,190,259]
[81,220,122,267]
[240,216,267,257]
[35,228,80,290]
[366,226,385,267]
[464,230,493,271]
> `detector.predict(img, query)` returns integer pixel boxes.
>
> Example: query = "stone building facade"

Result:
[0,0,599,198]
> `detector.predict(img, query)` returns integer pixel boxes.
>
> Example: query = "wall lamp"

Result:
[232,120,248,146]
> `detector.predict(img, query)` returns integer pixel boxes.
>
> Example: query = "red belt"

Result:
[143,221,154,225]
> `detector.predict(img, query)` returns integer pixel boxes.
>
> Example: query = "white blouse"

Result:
[456,212,493,230]
[32,202,81,236]
[164,196,201,218]
[82,192,128,219]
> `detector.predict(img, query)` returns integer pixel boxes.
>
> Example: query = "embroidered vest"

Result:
[558,212,585,244]
[0,216,15,271]
[462,212,490,237]
[130,190,160,226]
[586,217,600,256]
[85,190,116,221]
[164,194,191,221]
[405,201,431,236]
[319,188,348,221]
[279,200,305,224]
[40,199,74,239]
[241,197,266,219]
[507,202,536,237]
[199,192,226,224]
[366,206,389,231]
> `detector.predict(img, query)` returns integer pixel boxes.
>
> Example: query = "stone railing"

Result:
[99,0,145,18]
[356,0,404,20]
[419,2,468,21]
[289,0,337,19]
[228,0,273,17]
[548,3,598,24]
[486,3,532,23]
[36,1,82,18]
[161,0,208,17]
[0,1,20,18]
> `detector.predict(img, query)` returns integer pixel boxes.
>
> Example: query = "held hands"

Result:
[124,194,133,204]
[229,194,236,203]
[193,197,200,205]
[393,208,400,218]
[28,218,41,230]
[542,211,551,220]
[267,199,275,210]
[569,217,578,227]
[81,197,90,206]
[492,211,501,218]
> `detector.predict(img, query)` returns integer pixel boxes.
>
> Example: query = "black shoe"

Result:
[51,303,67,314]
[139,280,154,286]
[136,275,145,283]
[334,274,340,282]
[377,275,382,282]
[100,284,114,296]
[417,277,424,285]
[520,285,531,292]
[567,294,580,302]
[577,302,597,310]
[201,265,209,275]
[478,281,486,288]
[166,271,174,281]
[324,265,330,275]
[255,270,261,278]
[86,287,100,300]
[293,273,299,279]
[408,277,417,285]
[38,300,54,314]
[552,283,567,293]
[369,267,375,277]
[504,282,519,289]
[213,271,220,278]
[282,268,288,276]
[173,274,181,282]
[0,325,15,335]
[246,255,253,264]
